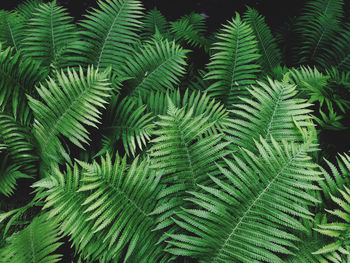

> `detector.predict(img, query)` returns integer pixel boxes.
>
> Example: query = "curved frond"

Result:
[0,11,24,51]
[27,66,111,164]
[73,0,143,70]
[121,39,189,97]
[34,154,167,263]
[15,0,43,21]
[0,214,62,263]
[100,95,155,156]
[205,13,260,108]
[226,77,314,153]
[318,23,350,71]
[295,0,344,66]
[0,154,31,197]
[22,1,77,70]
[165,137,322,263]
[149,101,231,230]
[170,13,209,51]
[0,46,48,117]
[243,7,282,74]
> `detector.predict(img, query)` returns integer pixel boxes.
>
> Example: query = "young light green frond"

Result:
[99,95,155,156]
[149,102,231,230]
[295,0,344,66]
[121,39,189,97]
[170,13,209,51]
[318,23,350,71]
[243,7,282,74]
[74,0,144,70]
[165,137,322,263]
[205,13,261,109]
[28,66,111,165]
[34,155,168,263]
[22,1,77,70]
[141,8,168,39]
[0,46,48,117]
[0,11,25,51]
[226,77,314,153]
[15,0,44,22]
[0,214,63,263]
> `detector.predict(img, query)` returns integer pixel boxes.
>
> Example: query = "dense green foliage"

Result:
[1,0,350,262]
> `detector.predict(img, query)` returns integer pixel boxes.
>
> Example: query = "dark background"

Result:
[2,0,306,31]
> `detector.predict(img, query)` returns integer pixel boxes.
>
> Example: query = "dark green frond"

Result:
[22,1,77,70]
[226,77,314,153]
[318,23,350,71]
[165,137,322,263]
[141,8,168,39]
[73,0,144,70]
[100,95,155,156]
[15,0,44,22]
[0,214,62,263]
[121,39,189,97]
[149,101,231,230]
[0,154,31,197]
[0,46,48,117]
[206,13,260,108]
[0,11,24,51]
[0,113,38,175]
[295,0,344,66]
[27,66,111,165]
[244,7,282,74]
[34,155,167,263]
[170,13,209,51]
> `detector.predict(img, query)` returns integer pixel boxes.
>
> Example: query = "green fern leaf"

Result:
[205,13,260,108]
[226,77,314,153]
[0,11,25,51]
[27,66,111,165]
[141,7,168,39]
[0,214,62,263]
[22,1,77,70]
[243,7,282,74]
[165,137,322,262]
[72,0,143,70]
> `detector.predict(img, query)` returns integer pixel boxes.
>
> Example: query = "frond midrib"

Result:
[96,0,126,68]
[263,87,284,140]
[211,144,305,263]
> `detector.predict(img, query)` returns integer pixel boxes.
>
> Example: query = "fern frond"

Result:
[226,77,314,153]
[141,8,168,39]
[21,1,77,70]
[34,155,167,263]
[205,13,260,108]
[0,154,31,197]
[0,11,24,51]
[170,13,209,51]
[72,0,143,70]
[318,23,350,71]
[0,113,38,174]
[149,101,231,230]
[165,137,322,262]
[15,0,43,22]
[243,7,282,74]
[313,186,350,260]
[0,214,62,263]
[27,66,111,165]
[100,95,155,156]
[121,39,189,97]
[0,46,48,117]
[295,0,344,66]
